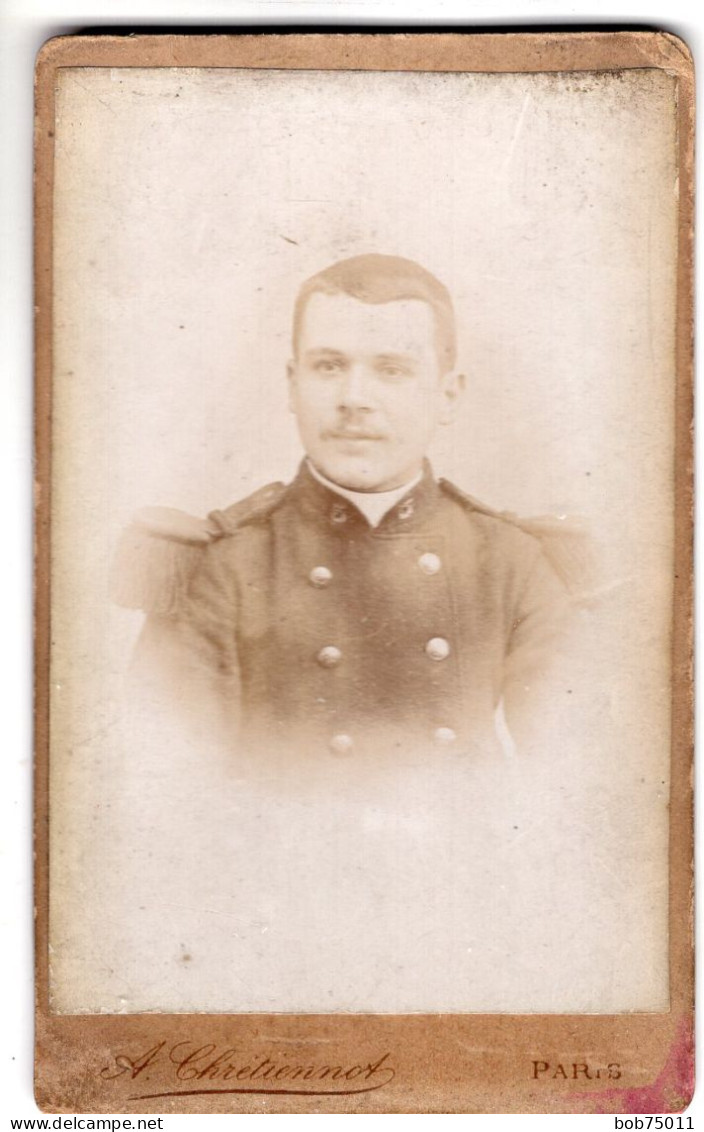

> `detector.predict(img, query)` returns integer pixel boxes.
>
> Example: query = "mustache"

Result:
[323,425,388,441]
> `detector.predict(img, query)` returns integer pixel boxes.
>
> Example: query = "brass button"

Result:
[434,727,457,745]
[309,566,333,588]
[426,637,450,661]
[398,498,415,520]
[418,552,441,575]
[331,503,348,524]
[317,645,342,668]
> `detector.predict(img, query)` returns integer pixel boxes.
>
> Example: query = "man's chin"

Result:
[311,455,390,493]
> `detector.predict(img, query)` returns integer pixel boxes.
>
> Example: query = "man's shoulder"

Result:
[110,480,288,613]
[439,478,597,599]
[439,478,540,547]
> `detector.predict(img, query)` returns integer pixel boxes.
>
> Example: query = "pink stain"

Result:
[578,1017,694,1115]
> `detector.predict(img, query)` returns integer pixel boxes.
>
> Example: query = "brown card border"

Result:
[34,30,694,1114]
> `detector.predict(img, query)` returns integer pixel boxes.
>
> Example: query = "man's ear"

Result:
[286,359,297,414]
[438,370,466,425]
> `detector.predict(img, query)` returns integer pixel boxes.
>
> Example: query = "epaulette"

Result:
[439,477,601,602]
[110,481,286,615]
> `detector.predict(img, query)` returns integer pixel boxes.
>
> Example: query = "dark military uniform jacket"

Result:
[121,461,576,760]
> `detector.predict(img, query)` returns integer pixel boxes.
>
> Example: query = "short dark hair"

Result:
[292,253,457,372]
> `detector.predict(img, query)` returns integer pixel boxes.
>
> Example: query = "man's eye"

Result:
[313,359,344,375]
[377,363,410,379]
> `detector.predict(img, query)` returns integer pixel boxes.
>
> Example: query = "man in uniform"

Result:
[116,253,577,762]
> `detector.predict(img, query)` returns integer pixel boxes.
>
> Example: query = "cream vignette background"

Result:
[49,68,676,1013]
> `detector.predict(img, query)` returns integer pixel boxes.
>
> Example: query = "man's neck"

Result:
[306,460,423,527]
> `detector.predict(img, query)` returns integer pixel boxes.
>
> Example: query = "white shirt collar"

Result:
[306,460,423,528]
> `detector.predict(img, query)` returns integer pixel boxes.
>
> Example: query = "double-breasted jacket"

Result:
[125,461,573,759]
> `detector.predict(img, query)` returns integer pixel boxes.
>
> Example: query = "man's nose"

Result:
[338,364,375,410]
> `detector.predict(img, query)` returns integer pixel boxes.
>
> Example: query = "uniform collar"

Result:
[306,460,423,527]
[288,458,442,534]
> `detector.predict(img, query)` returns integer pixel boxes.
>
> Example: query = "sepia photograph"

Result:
[34,31,693,1113]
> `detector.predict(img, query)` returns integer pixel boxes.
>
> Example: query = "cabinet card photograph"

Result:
[34,32,693,1114]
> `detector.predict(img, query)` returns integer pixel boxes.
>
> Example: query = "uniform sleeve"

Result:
[131,540,242,743]
[501,544,574,751]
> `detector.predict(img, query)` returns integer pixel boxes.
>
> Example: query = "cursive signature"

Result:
[101,1041,396,1101]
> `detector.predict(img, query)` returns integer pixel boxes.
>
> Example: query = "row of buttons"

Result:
[317,637,451,668]
[309,552,441,589]
[329,727,457,755]
[308,542,451,756]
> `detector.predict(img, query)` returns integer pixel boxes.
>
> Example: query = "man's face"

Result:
[288,292,463,492]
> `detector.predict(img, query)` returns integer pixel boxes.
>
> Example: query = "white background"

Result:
[1,0,700,1126]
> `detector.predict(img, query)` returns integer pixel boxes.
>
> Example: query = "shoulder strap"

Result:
[209,481,287,534]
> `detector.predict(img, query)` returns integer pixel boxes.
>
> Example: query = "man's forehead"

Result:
[299,292,436,350]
